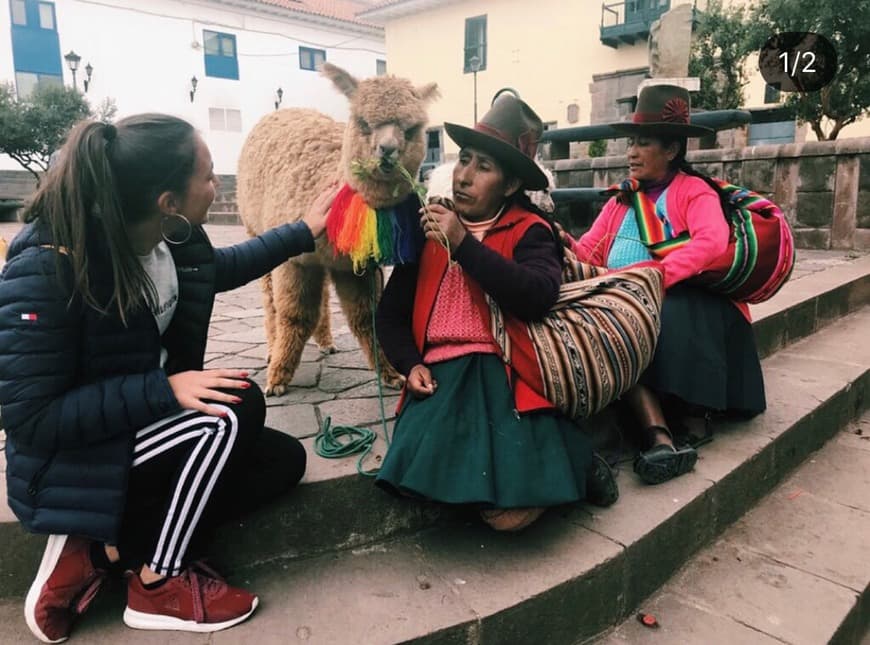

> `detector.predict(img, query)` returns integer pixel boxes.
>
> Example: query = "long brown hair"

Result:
[24,114,197,322]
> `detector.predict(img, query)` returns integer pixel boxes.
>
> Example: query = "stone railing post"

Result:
[831,146,860,250]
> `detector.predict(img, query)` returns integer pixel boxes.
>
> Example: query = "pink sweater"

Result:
[574,172,728,287]
[573,172,750,319]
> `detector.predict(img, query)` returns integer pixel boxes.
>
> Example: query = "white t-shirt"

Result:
[138,241,178,367]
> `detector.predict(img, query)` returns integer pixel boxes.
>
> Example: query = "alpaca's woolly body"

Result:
[236,64,438,395]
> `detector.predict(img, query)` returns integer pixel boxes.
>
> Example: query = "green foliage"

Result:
[688,0,755,110]
[0,83,114,185]
[587,139,607,158]
[747,0,870,140]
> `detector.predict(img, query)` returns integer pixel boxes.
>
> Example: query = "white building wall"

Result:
[0,0,385,173]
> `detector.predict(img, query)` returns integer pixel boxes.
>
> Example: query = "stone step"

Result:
[207,211,243,225]
[598,412,870,645]
[1,306,867,643]
[0,258,868,600]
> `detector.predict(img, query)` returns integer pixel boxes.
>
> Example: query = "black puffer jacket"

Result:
[0,219,313,543]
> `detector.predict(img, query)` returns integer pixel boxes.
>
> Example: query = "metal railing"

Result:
[601,0,671,28]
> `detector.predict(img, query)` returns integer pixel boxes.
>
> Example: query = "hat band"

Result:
[475,122,515,146]
[475,122,538,158]
[632,111,690,125]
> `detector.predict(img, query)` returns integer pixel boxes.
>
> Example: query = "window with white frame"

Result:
[209,107,242,132]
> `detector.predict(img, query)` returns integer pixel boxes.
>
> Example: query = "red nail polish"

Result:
[233,397,242,404]
[241,382,251,389]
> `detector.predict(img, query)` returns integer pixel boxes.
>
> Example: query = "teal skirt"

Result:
[376,354,593,508]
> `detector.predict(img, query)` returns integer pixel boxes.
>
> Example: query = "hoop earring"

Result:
[161,213,192,245]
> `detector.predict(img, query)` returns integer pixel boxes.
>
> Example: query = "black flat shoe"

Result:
[586,452,619,507]
[633,442,698,485]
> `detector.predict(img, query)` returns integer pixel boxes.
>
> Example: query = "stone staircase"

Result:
[208,175,242,225]
[602,412,870,645]
[0,249,868,644]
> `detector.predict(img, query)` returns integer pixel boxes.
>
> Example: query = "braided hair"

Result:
[661,136,734,222]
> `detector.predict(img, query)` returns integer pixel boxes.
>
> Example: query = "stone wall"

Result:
[0,171,241,224]
[548,137,870,250]
[0,171,37,221]
[0,171,37,200]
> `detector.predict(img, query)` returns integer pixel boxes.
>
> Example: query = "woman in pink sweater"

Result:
[573,85,766,485]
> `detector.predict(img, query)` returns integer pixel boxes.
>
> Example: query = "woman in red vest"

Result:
[375,94,618,532]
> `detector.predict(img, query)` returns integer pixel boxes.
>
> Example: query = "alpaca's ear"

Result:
[321,63,358,99]
[413,83,440,103]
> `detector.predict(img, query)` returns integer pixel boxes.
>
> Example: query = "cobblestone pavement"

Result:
[1,220,868,446]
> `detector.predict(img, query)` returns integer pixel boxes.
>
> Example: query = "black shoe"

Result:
[633,442,698,485]
[586,452,619,507]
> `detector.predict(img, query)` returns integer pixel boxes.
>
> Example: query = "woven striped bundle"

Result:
[489,240,664,420]
[615,177,795,304]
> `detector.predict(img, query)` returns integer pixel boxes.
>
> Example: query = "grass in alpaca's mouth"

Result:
[350,158,457,263]
[351,158,424,199]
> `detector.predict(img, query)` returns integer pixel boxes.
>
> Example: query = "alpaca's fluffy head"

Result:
[322,63,439,207]
[425,160,556,214]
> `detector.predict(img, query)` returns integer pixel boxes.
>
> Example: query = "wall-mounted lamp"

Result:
[275,87,284,110]
[189,76,198,103]
[83,62,93,93]
[64,50,81,89]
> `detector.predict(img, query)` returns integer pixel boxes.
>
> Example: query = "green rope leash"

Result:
[314,417,378,475]
[314,265,392,477]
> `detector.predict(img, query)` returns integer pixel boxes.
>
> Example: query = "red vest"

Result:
[409,206,554,413]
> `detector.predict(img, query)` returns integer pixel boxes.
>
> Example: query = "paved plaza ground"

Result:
[1,220,869,644]
[1,219,867,456]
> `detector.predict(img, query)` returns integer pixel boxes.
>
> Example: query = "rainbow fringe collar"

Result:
[326,183,425,273]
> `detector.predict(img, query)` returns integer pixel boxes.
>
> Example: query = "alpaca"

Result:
[237,64,439,396]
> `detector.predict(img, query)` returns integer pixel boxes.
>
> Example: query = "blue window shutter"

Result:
[203,30,239,80]
[11,0,62,76]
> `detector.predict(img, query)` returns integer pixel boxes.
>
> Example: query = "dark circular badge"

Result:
[758,32,837,93]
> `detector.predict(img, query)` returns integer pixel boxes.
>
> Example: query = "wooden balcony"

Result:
[600,1,671,48]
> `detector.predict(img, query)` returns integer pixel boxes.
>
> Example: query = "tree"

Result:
[0,83,111,186]
[748,0,870,140]
[688,0,755,110]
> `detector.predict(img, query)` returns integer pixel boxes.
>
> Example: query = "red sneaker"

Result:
[24,535,107,643]
[124,566,258,633]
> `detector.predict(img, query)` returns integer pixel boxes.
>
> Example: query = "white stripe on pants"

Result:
[132,406,239,576]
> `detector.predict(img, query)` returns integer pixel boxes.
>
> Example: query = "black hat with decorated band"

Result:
[611,84,713,138]
[444,93,549,190]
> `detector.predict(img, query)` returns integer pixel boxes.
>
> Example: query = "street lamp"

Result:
[275,87,284,110]
[64,50,81,89]
[189,76,198,103]
[469,55,481,123]
[83,62,93,93]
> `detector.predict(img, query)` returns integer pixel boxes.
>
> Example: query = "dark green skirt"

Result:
[376,354,593,508]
